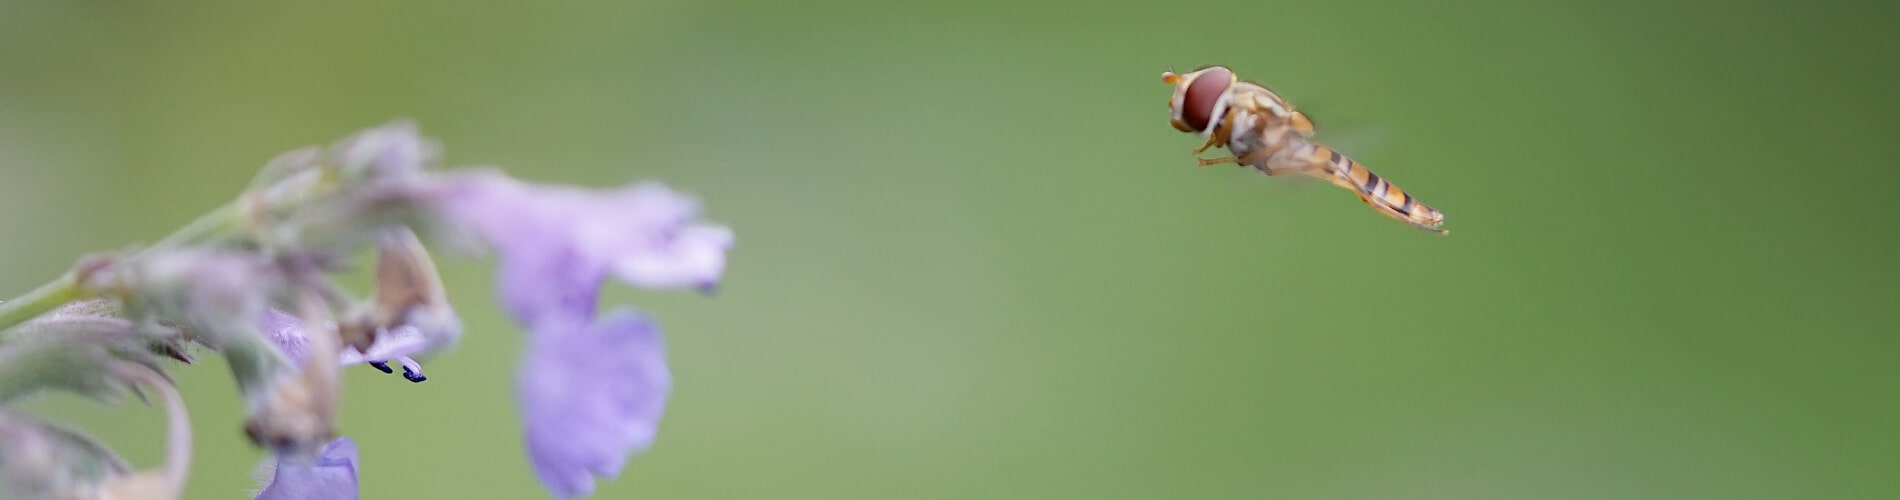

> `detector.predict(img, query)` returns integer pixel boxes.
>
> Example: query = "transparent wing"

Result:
[1290,96,1390,156]
[1247,125,1389,195]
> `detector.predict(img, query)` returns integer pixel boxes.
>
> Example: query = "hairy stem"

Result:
[148,198,246,250]
[0,273,82,333]
[0,197,250,332]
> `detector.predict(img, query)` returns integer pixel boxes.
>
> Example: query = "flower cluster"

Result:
[0,121,731,499]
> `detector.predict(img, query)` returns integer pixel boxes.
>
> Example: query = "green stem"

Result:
[149,197,246,250]
[0,274,82,332]
[0,197,250,332]
[0,162,340,333]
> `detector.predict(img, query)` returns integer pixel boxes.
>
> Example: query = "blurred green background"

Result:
[3,0,1898,498]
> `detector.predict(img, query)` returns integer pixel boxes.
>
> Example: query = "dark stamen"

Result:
[368,361,394,374]
[402,365,428,383]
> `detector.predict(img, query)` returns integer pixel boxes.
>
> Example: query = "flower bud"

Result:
[330,120,437,180]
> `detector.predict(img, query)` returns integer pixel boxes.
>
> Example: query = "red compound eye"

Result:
[1181,66,1232,132]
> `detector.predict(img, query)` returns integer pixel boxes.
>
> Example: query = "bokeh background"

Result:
[3,1,1898,498]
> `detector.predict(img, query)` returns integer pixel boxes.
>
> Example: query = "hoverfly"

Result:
[1162,65,1448,234]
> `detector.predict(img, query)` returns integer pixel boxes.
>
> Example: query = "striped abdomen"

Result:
[1312,145,1448,234]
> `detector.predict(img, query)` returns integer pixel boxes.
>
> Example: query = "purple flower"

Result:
[429,170,731,327]
[255,436,358,500]
[519,309,670,498]
[260,310,434,382]
[422,170,729,496]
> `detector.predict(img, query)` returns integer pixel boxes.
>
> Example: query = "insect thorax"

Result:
[1226,107,1309,166]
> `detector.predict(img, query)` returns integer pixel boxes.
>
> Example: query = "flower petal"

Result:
[494,242,606,334]
[255,436,358,500]
[612,223,734,291]
[518,309,670,498]
[425,171,727,328]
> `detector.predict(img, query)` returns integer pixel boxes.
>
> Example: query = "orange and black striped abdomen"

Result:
[1313,146,1448,234]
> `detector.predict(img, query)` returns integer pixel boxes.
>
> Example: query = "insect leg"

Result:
[1202,148,1279,168]
[1261,164,1324,176]
[1191,136,1221,155]
[1196,157,1241,167]
[1190,123,1232,155]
